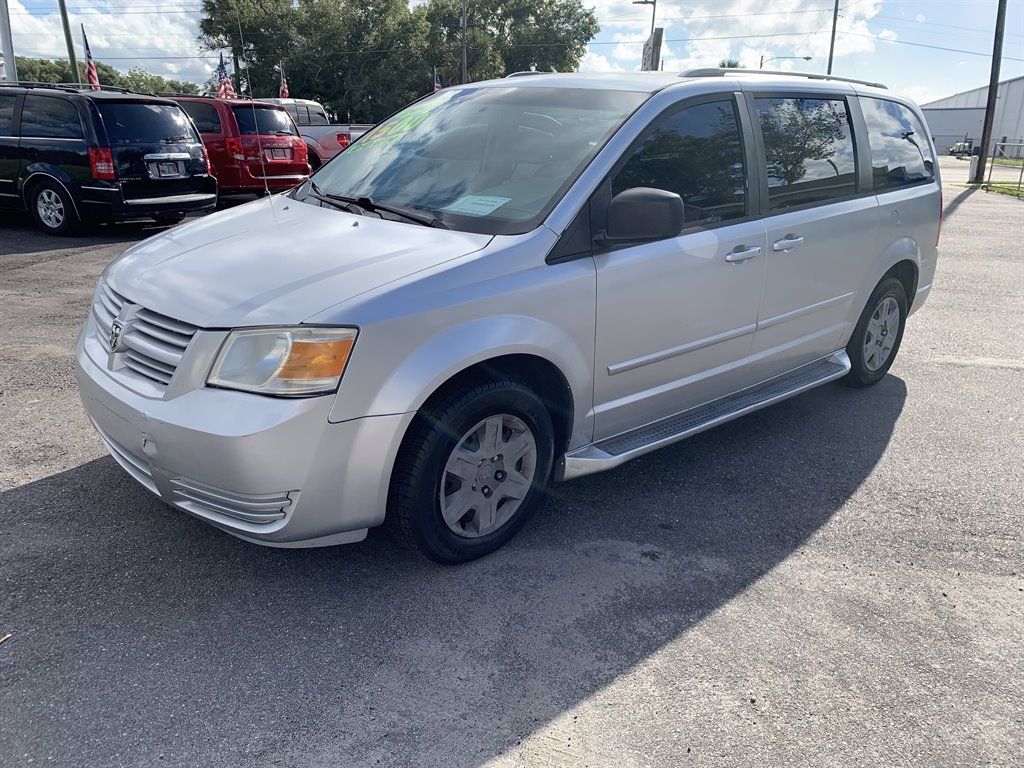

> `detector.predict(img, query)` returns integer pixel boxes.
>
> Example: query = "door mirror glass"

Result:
[605,187,684,242]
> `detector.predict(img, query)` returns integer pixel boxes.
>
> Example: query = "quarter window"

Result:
[20,96,83,139]
[862,97,935,190]
[612,100,747,227]
[0,94,15,136]
[755,96,856,209]
[180,101,222,133]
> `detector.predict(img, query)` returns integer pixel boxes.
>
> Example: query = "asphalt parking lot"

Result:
[1,185,1022,768]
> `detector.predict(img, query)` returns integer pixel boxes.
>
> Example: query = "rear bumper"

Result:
[79,178,218,220]
[227,164,309,193]
[74,321,413,547]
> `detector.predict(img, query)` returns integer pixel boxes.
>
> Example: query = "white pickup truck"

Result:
[259,98,373,170]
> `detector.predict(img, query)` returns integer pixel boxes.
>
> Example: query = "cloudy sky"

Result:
[4,0,1023,104]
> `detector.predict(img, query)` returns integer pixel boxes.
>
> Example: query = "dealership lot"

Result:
[0,185,1021,766]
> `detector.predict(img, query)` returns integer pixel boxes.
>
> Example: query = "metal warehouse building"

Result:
[921,75,1024,157]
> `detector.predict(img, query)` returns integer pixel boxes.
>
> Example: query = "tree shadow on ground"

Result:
[0,376,907,768]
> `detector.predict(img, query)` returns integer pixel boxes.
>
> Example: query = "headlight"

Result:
[208,327,357,396]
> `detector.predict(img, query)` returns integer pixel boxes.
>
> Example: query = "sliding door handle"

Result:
[772,235,805,252]
[725,245,762,263]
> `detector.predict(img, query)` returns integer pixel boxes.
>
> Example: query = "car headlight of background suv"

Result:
[207,327,357,396]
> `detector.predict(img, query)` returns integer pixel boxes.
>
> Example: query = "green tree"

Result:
[197,0,598,122]
[12,56,199,94]
[718,58,740,68]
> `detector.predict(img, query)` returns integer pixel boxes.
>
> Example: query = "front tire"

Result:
[387,379,555,564]
[29,180,80,235]
[844,276,908,388]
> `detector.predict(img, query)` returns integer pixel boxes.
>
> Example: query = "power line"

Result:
[839,30,1024,61]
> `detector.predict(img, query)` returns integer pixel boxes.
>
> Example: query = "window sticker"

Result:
[441,195,512,216]
[347,91,455,153]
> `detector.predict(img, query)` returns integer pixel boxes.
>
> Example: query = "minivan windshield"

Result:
[98,102,199,145]
[302,86,647,235]
[233,105,298,136]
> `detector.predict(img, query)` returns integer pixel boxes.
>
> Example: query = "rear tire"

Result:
[29,179,80,235]
[387,379,555,564]
[844,276,908,388]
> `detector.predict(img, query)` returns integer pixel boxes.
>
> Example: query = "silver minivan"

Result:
[75,69,940,563]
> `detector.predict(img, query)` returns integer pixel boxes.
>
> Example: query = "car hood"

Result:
[105,196,492,328]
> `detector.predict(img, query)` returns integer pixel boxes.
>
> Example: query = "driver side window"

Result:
[611,99,747,227]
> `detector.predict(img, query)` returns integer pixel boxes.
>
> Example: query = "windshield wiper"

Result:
[349,195,450,229]
[303,180,364,214]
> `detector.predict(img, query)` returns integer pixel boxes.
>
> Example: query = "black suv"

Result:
[0,82,217,235]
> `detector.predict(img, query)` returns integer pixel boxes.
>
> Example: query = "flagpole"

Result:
[57,0,80,83]
[1,0,18,82]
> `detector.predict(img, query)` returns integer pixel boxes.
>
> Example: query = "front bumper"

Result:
[74,321,413,547]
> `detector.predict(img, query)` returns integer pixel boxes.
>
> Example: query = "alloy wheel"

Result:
[36,189,65,229]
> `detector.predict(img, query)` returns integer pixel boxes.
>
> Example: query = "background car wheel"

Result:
[844,276,908,388]
[308,151,322,172]
[387,378,555,564]
[29,180,80,235]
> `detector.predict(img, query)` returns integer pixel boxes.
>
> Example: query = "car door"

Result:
[592,94,768,440]
[745,90,879,382]
[0,92,20,207]
[178,99,227,181]
[17,93,89,189]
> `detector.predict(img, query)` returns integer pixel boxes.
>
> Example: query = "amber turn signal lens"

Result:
[278,338,355,381]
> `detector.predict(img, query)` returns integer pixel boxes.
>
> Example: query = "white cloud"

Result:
[7,0,221,85]
[578,51,624,72]
[915,14,927,23]
[589,0,887,73]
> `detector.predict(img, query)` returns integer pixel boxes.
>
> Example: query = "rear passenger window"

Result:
[180,101,222,133]
[755,97,856,209]
[307,107,329,126]
[0,94,15,136]
[20,96,83,139]
[612,99,747,226]
[862,97,935,190]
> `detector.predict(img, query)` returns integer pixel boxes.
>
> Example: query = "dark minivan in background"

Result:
[0,82,216,235]
[173,96,309,195]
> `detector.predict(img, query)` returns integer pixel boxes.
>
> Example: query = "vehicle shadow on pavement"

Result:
[0,376,907,767]
[0,211,176,258]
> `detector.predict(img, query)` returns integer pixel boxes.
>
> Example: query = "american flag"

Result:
[81,25,100,90]
[433,67,442,92]
[279,62,289,98]
[216,53,236,99]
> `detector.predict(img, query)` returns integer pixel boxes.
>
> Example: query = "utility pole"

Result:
[826,0,839,74]
[632,0,657,37]
[57,0,80,83]
[974,0,1008,183]
[461,0,468,84]
[0,0,18,82]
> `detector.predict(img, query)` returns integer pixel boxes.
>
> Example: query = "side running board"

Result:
[561,351,851,480]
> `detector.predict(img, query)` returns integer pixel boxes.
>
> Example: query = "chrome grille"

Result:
[92,281,199,388]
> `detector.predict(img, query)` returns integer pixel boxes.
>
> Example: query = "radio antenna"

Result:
[233,3,273,210]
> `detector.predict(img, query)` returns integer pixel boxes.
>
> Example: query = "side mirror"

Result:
[604,187,684,243]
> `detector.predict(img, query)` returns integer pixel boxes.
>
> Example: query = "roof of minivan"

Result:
[467,71,897,100]
[174,95,286,108]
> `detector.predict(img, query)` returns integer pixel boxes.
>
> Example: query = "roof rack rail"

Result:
[505,71,545,78]
[0,80,143,94]
[679,68,887,90]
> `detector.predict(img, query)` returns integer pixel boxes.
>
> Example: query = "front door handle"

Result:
[772,234,805,252]
[725,244,762,263]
